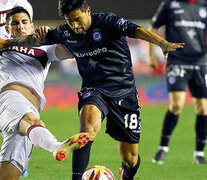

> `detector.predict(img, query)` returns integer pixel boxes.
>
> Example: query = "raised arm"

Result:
[0,34,41,48]
[55,44,74,60]
[135,27,185,59]
[148,26,159,69]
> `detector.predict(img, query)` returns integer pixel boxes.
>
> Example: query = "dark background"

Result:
[29,0,162,20]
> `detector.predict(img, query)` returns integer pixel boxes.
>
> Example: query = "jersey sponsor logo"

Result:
[66,39,77,43]
[0,9,10,27]
[92,30,102,42]
[0,46,49,68]
[73,47,107,58]
[174,9,184,14]
[170,1,181,9]
[199,8,207,18]
[174,20,206,29]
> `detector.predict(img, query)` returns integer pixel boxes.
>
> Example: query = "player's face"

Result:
[64,7,91,34]
[6,12,34,38]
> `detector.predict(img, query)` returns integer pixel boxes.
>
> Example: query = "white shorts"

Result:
[0,90,40,172]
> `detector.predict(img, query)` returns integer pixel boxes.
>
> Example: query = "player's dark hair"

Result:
[58,0,88,17]
[6,6,31,24]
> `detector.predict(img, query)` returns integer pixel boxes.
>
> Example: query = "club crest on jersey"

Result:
[199,8,207,18]
[92,30,102,42]
[117,18,126,25]
[168,76,176,85]
[82,92,92,99]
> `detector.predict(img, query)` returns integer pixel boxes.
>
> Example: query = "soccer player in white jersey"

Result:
[0,0,33,36]
[0,1,33,177]
[0,6,90,180]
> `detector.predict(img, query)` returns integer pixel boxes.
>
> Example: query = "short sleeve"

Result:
[104,13,140,38]
[44,44,61,62]
[151,0,169,28]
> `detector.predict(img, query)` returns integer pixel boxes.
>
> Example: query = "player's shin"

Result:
[27,125,61,152]
[72,141,93,180]
[195,115,207,151]
[120,155,141,180]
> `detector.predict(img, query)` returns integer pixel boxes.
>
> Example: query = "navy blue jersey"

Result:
[42,13,139,100]
[152,0,207,65]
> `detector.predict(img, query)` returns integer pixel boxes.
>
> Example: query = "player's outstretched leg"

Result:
[53,133,90,161]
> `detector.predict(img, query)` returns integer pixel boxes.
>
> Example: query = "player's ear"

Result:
[86,7,91,15]
[30,22,34,31]
[5,26,10,35]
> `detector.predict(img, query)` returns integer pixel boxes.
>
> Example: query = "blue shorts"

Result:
[78,87,141,144]
[166,63,207,98]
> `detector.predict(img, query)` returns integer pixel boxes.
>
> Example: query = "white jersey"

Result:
[0,0,33,35]
[0,38,59,111]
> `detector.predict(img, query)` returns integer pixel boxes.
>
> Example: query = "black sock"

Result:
[195,115,207,151]
[160,110,179,146]
[72,141,93,180]
[121,155,141,180]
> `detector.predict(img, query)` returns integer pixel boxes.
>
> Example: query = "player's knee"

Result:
[81,125,100,140]
[122,152,139,168]
[80,105,102,140]
[169,102,184,114]
[22,112,45,127]
[195,106,207,115]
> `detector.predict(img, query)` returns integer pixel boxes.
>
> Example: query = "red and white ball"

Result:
[81,165,115,180]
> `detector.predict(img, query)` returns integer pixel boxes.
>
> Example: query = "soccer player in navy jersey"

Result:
[149,0,207,164]
[0,0,184,179]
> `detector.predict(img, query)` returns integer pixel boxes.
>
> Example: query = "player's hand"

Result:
[34,26,50,43]
[0,38,6,49]
[160,40,185,59]
[149,55,159,69]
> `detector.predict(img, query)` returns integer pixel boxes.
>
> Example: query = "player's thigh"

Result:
[0,162,21,180]
[79,105,102,133]
[78,87,108,139]
[106,90,141,144]
[116,141,138,166]
[0,90,40,135]
[192,97,207,115]
[189,65,207,99]
[18,112,44,135]
[169,91,186,106]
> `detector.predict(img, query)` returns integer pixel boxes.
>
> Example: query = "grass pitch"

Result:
[1,104,207,179]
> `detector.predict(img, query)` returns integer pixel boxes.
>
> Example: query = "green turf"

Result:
[1,105,207,179]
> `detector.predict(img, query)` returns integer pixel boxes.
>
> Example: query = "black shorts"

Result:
[78,87,141,144]
[166,63,207,98]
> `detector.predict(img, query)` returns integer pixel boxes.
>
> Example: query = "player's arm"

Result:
[55,44,74,60]
[0,26,50,48]
[148,26,159,69]
[134,27,185,59]
[0,34,41,48]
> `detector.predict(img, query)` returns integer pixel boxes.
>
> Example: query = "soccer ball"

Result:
[81,165,115,180]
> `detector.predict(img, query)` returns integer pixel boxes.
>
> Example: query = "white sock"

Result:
[158,146,169,153]
[27,125,61,153]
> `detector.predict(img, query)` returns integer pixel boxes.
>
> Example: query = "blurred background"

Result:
[29,0,191,109]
